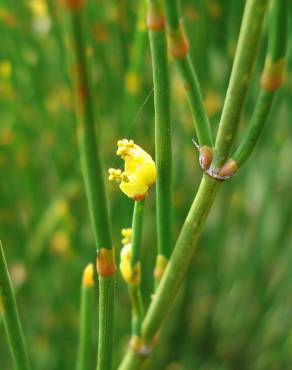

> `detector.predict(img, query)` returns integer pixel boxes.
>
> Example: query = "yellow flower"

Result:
[108,139,156,200]
[119,244,141,286]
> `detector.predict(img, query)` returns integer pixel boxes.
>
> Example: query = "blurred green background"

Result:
[0,0,291,369]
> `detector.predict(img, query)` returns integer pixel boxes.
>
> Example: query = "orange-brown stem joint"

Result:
[147,3,165,31]
[260,58,285,92]
[59,0,85,12]
[96,248,116,277]
[168,21,189,60]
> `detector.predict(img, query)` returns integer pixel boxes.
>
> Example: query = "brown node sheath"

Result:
[260,59,284,92]
[217,159,239,178]
[146,4,165,31]
[59,0,85,11]
[168,22,189,60]
[96,248,116,277]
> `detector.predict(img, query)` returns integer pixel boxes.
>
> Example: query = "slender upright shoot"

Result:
[147,0,172,284]
[232,0,287,167]
[0,241,31,370]
[76,264,94,370]
[61,2,116,370]
[212,0,269,170]
[163,0,214,149]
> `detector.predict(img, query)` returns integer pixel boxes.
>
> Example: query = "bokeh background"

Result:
[0,0,291,369]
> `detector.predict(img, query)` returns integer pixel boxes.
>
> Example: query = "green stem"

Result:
[212,0,268,170]
[118,175,221,370]
[176,56,213,147]
[0,241,31,370]
[232,91,273,166]
[65,8,115,370]
[131,200,145,266]
[122,2,148,133]
[70,12,112,250]
[232,0,287,167]
[76,265,94,370]
[163,0,213,148]
[147,0,173,260]
[98,277,115,370]
[129,200,145,337]
[129,285,144,337]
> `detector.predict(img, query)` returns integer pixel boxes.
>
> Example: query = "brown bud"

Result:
[217,159,238,179]
[199,146,213,171]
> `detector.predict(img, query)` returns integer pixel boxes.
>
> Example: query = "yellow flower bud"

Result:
[119,244,141,285]
[108,139,156,200]
[121,228,132,245]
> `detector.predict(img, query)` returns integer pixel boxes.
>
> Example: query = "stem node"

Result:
[260,58,284,92]
[168,21,189,60]
[96,248,116,277]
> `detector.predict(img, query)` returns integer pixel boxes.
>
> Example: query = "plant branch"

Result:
[147,0,173,275]
[232,0,287,167]
[63,4,116,370]
[76,264,94,370]
[212,0,268,170]
[0,241,31,370]
[163,0,213,148]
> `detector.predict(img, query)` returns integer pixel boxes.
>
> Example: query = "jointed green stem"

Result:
[129,200,145,337]
[76,265,94,370]
[66,9,115,370]
[212,0,268,170]
[267,0,287,62]
[118,6,271,368]
[0,241,31,370]
[129,286,144,337]
[122,2,147,133]
[98,277,115,370]
[176,56,213,147]
[147,0,173,260]
[118,175,220,369]
[232,91,274,166]
[131,200,145,266]
[232,0,287,167]
[142,175,219,342]
[70,13,112,250]
[163,0,213,148]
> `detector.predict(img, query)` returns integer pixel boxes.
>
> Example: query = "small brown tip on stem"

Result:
[199,146,213,171]
[217,159,239,178]
[59,0,85,11]
[168,22,189,60]
[82,263,94,287]
[96,248,116,277]
[260,58,284,92]
[153,255,168,283]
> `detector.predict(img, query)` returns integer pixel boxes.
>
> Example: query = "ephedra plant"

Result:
[0,0,288,370]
